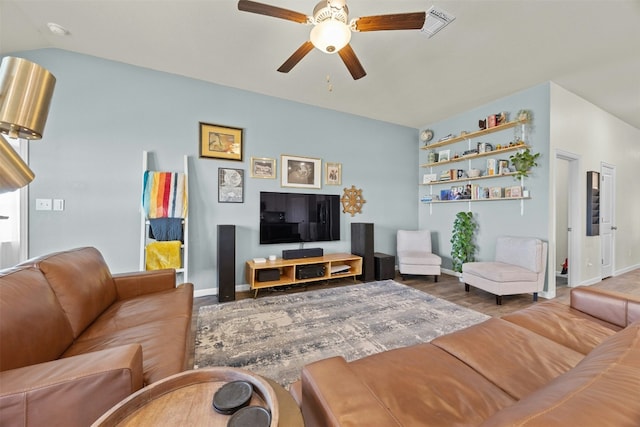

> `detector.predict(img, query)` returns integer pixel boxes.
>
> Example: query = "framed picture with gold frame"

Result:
[325,162,342,185]
[199,122,243,161]
[250,157,276,179]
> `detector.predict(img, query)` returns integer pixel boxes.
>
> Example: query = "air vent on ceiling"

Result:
[420,6,455,38]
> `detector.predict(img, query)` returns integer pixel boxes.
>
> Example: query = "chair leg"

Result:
[465,283,470,292]
[533,292,538,302]
[496,295,502,305]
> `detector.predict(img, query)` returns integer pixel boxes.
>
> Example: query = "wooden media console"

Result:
[246,253,363,297]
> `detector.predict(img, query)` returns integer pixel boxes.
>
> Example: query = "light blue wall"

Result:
[418,84,551,273]
[11,49,418,292]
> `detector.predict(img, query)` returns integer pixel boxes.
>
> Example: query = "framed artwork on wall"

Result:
[218,168,244,203]
[250,157,276,179]
[325,162,342,185]
[199,122,243,161]
[281,154,321,189]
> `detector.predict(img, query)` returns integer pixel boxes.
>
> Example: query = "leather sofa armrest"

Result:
[0,344,143,427]
[299,356,400,427]
[113,269,180,300]
[571,287,640,327]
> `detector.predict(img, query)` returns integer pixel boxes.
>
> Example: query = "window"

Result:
[0,138,28,268]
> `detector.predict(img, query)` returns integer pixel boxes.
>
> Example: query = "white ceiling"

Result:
[1,0,639,129]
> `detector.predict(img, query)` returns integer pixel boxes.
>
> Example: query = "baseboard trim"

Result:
[615,264,640,276]
[194,284,250,298]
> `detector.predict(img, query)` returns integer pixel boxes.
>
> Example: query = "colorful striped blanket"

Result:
[142,171,188,218]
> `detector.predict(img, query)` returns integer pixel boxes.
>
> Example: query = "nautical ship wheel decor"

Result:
[341,185,366,216]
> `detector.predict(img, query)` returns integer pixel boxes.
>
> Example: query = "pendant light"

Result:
[0,56,56,193]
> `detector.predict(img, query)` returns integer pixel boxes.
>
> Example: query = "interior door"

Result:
[600,163,615,279]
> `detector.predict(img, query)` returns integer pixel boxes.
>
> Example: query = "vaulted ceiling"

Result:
[2,1,639,129]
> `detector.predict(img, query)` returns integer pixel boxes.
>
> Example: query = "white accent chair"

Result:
[397,230,442,282]
[462,236,548,305]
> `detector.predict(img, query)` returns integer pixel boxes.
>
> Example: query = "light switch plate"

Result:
[53,199,65,211]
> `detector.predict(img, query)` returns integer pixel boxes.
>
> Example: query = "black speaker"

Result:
[217,225,235,302]
[257,268,280,282]
[282,247,324,260]
[351,223,374,282]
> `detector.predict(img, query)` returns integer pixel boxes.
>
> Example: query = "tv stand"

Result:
[246,253,363,298]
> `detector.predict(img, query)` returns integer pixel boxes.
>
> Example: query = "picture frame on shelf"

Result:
[490,187,503,199]
[218,168,244,203]
[199,122,243,161]
[423,173,437,184]
[325,162,342,185]
[281,154,321,189]
[498,159,509,175]
[438,149,450,162]
[510,186,522,198]
[250,157,276,179]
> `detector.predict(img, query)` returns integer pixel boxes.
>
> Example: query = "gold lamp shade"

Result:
[0,134,35,193]
[0,56,56,140]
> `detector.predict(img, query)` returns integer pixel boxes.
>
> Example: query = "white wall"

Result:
[550,83,640,283]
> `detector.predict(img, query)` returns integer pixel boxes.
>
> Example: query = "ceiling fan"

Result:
[237,0,428,80]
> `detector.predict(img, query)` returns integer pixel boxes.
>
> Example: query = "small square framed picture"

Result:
[250,157,276,179]
[438,150,450,162]
[325,162,342,185]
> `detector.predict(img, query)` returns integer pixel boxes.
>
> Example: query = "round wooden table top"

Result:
[92,368,303,427]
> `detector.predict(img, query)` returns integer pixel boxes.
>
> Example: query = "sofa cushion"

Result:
[432,318,584,400]
[0,267,74,371]
[480,321,640,427]
[63,315,190,384]
[348,343,515,426]
[463,262,538,282]
[502,301,618,354]
[78,283,193,341]
[494,237,542,272]
[397,250,442,266]
[29,247,117,338]
[570,286,640,328]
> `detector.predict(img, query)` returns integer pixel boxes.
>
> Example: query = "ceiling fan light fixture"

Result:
[310,20,351,54]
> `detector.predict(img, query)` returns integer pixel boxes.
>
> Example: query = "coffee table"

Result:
[91,368,303,427]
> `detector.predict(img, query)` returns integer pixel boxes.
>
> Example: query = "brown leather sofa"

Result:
[0,247,194,427]
[291,287,640,426]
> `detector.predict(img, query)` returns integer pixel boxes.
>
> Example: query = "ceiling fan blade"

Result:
[354,11,426,32]
[338,44,366,80]
[277,41,314,73]
[238,0,309,24]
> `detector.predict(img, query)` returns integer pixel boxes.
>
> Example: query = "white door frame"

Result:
[553,150,581,291]
[600,162,616,278]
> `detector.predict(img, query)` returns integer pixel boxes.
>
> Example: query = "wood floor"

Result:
[188,268,640,367]
[194,268,640,316]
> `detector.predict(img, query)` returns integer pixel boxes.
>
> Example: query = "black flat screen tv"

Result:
[260,191,340,244]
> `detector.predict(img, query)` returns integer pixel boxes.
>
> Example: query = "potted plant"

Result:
[450,211,477,274]
[509,148,541,180]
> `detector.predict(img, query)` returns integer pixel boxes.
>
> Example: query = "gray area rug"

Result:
[195,280,489,388]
